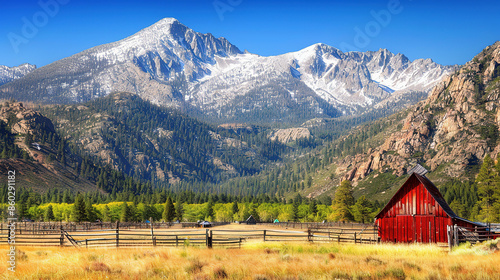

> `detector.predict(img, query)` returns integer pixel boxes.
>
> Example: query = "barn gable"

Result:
[375,173,481,243]
[375,173,457,219]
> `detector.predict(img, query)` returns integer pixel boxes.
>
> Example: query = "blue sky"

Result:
[1,0,499,67]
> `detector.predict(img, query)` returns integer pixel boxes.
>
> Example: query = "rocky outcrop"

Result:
[268,127,311,143]
[0,101,55,135]
[339,42,500,182]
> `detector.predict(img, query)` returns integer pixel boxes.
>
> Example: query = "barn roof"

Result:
[375,173,457,219]
[375,173,483,226]
[408,164,428,176]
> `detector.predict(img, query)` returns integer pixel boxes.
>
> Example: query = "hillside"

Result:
[298,41,500,201]
[0,101,98,192]
[39,92,290,184]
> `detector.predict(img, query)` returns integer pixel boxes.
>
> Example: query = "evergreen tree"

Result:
[475,154,499,222]
[332,180,355,221]
[175,200,183,221]
[73,194,86,222]
[44,205,55,221]
[163,197,175,222]
[250,204,260,222]
[205,198,214,220]
[120,202,133,222]
[449,199,466,218]
[85,199,97,222]
[232,201,239,215]
[291,195,300,222]
[307,175,313,188]
[102,205,112,222]
[352,195,373,223]
[309,199,318,215]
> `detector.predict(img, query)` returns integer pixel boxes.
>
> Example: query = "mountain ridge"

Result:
[0,18,452,124]
[320,41,500,198]
[0,63,36,86]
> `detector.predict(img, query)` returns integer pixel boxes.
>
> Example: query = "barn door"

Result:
[396,215,414,243]
[415,215,435,243]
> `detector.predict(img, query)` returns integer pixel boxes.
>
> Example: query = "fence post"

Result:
[60,226,64,246]
[176,235,179,247]
[206,229,212,248]
[453,224,458,247]
[354,232,357,244]
[447,225,452,251]
[116,221,120,248]
[150,217,155,247]
[263,230,266,242]
[307,229,312,242]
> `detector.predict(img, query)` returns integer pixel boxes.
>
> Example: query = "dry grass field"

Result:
[1,239,499,280]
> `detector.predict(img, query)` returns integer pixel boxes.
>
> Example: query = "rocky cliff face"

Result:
[337,42,500,183]
[0,101,55,135]
[268,127,311,143]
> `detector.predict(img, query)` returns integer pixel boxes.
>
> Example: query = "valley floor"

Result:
[1,241,499,279]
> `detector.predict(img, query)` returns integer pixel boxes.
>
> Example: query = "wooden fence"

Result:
[268,222,372,230]
[447,224,500,249]
[0,222,379,248]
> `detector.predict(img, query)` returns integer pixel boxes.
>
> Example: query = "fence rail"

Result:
[0,222,379,248]
[447,225,500,249]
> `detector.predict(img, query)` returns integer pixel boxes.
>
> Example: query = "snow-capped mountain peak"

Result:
[0,18,454,123]
[0,63,36,86]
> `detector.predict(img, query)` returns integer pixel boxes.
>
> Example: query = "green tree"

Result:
[475,154,499,222]
[352,195,373,223]
[309,199,318,215]
[120,202,133,222]
[73,194,86,222]
[205,199,214,220]
[232,201,239,215]
[332,180,355,221]
[163,197,175,222]
[175,200,183,221]
[102,205,112,222]
[250,204,260,222]
[449,199,466,219]
[307,175,313,188]
[291,195,300,222]
[44,205,55,221]
[85,199,97,222]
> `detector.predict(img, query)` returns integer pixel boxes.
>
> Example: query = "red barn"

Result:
[375,172,480,243]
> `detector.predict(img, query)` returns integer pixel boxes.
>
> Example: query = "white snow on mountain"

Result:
[0,63,36,86]
[0,18,454,120]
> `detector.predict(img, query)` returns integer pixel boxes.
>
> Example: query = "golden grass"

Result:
[1,241,499,280]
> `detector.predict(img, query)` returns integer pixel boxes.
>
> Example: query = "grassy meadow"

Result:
[1,240,499,280]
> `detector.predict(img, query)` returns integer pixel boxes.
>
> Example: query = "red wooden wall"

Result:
[376,175,453,243]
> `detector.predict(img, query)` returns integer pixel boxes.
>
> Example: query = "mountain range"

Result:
[1,17,498,205]
[0,18,452,124]
[302,41,500,201]
[0,63,36,86]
